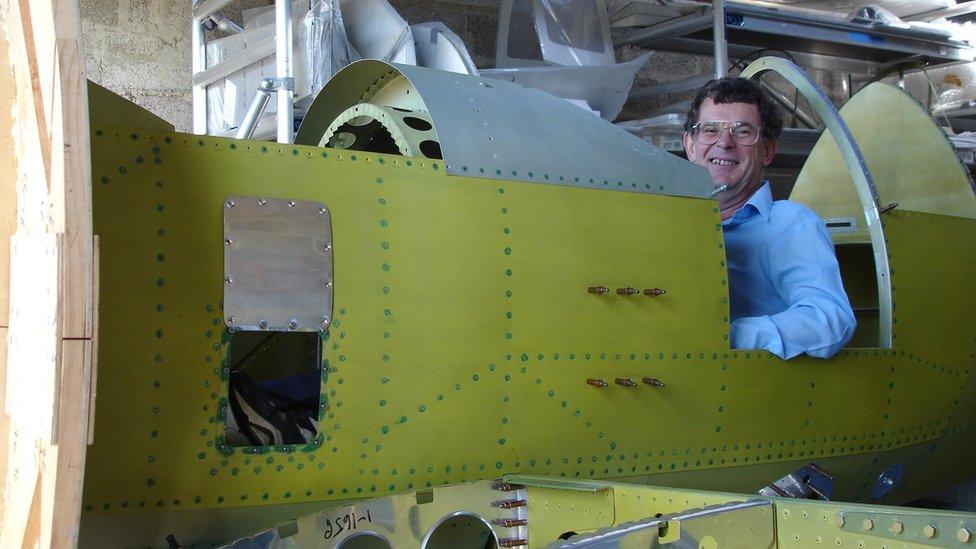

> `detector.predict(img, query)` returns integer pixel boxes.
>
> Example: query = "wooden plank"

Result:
[55,0,93,341]
[0,6,16,327]
[52,338,91,548]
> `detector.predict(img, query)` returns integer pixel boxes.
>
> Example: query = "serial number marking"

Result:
[323,509,373,539]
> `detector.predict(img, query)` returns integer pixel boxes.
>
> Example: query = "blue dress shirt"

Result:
[722,183,856,359]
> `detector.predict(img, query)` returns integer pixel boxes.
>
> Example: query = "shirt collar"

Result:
[723,182,772,226]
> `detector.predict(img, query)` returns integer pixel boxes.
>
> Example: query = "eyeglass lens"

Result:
[694,121,760,145]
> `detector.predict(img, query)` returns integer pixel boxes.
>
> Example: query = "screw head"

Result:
[321,316,330,325]
[259,320,269,329]
[224,276,232,284]
[318,207,327,214]
[834,513,846,528]
[225,200,235,208]
[924,524,937,538]
[288,320,298,330]
[224,237,233,246]
[226,315,236,324]
[257,198,267,206]
[958,528,973,543]
[891,521,903,534]
[862,518,874,531]
[287,200,296,208]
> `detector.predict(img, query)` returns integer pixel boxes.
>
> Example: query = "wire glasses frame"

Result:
[691,120,763,146]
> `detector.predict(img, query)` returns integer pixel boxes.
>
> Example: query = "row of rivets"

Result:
[587,377,665,388]
[587,286,667,296]
[839,513,972,542]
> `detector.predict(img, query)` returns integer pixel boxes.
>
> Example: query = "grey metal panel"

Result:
[297,59,715,200]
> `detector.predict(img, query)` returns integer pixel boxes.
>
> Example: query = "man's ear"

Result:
[683,132,697,162]
[762,137,777,166]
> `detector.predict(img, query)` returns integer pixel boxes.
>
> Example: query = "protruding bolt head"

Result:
[958,528,973,543]
[258,320,269,329]
[226,315,236,324]
[288,320,298,330]
[862,518,874,531]
[321,316,330,326]
[225,200,235,208]
[924,524,937,538]
[224,276,233,284]
[287,200,296,208]
[257,198,267,206]
[890,521,904,534]
[587,285,608,295]
[834,513,846,527]
[318,207,327,214]
[616,287,639,296]
[224,237,233,246]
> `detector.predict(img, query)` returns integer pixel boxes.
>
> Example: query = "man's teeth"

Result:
[709,159,737,166]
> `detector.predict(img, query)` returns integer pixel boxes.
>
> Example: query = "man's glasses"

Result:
[691,120,762,146]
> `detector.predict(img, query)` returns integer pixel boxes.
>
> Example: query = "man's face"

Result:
[683,99,777,209]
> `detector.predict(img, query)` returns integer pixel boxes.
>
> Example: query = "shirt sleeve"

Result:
[730,209,857,359]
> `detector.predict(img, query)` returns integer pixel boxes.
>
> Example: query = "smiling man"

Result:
[682,77,855,359]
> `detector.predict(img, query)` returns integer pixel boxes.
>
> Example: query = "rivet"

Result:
[834,513,845,527]
[288,320,298,330]
[259,320,269,329]
[642,377,665,387]
[958,527,973,543]
[224,238,233,246]
[257,198,267,206]
[226,315,236,324]
[224,276,233,284]
[318,207,327,214]
[226,200,235,208]
[324,280,333,288]
[287,200,296,208]
[325,244,332,252]
[862,518,874,531]
[890,520,903,534]
[321,316,330,325]
[924,524,937,538]
[587,286,608,295]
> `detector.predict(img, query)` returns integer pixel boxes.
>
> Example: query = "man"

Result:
[682,77,855,359]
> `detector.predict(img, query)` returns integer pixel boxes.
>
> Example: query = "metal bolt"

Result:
[318,207,327,214]
[924,524,937,538]
[492,499,526,509]
[257,198,267,206]
[862,518,874,531]
[287,200,296,208]
[259,320,269,329]
[321,316,330,325]
[224,237,233,246]
[324,279,333,288]
[642,377,665,387]
[224,276,233,284]
[226,315,236,324]
[615,378,638,388]
[324,244,332,252]
[616,287,639,296]
[498,539,527,548]
[644,287,666,297]
[226,200,235,208]
[890,521,903,534]
[587,285,608,295]
[492,518,527,528]
[586,378,608,388]
[288,320,298,330]
[958,528,973,543]
[834,513,845,528]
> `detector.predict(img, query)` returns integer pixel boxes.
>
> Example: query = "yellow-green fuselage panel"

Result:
[83,126,976,517]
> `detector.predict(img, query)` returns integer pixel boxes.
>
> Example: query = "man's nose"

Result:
[715,128,736,148]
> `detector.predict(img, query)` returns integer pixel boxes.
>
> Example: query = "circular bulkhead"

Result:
[420,511,498,549]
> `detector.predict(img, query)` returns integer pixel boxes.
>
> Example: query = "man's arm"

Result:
[731,209,856,359]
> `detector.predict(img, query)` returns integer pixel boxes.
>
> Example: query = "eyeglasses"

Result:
[691,120,762,146]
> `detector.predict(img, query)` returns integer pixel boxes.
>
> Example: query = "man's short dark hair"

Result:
[684,77,783,140]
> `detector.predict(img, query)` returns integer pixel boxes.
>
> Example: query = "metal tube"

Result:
[234,82,274,140]
[192,0,236,21]
[275,0,294,144]
[191,36,275,87]
[613,12,712,47]
[211,13,244,34]
[191,14,207,135]
[759,81,819,129]
[714,0,728,78]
